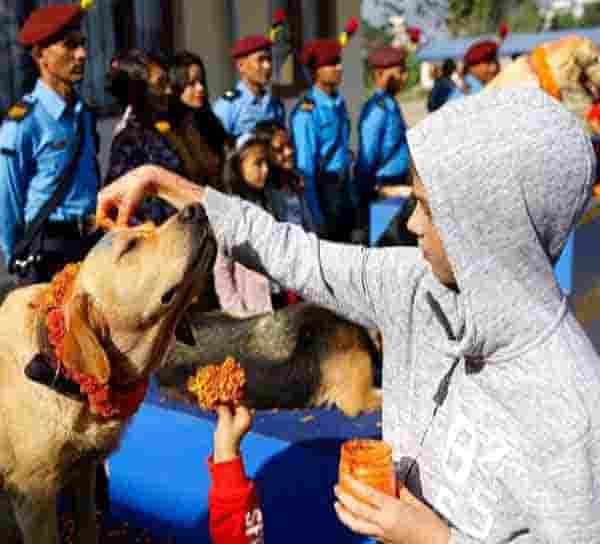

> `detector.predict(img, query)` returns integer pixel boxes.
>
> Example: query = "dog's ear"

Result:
[62,293,111,385]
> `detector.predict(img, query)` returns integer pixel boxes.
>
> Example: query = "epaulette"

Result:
[222,89,241,102]
[299,97,315,112]
[5,101,32,122]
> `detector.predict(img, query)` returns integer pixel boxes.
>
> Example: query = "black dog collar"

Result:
[25,353,86,402]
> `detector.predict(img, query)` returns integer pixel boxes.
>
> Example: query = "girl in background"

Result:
[213,134,276,317]
[254,120,313,231]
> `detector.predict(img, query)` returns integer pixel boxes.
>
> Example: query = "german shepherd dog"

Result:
[159,302,382,417]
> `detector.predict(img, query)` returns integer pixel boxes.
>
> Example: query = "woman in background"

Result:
[171,51,231,190]
[104,49,179,224]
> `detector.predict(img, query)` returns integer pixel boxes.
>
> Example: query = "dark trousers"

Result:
[354,190,378,245]
[317,172,355,243]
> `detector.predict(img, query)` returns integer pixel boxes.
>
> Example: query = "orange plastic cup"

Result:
[338,439,396,506]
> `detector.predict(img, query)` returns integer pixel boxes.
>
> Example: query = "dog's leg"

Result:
[317,342,382,417]
[67,459,100,544]
[12,492,59,544]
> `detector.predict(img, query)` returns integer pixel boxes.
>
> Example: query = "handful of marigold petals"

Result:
[187,357,246,411]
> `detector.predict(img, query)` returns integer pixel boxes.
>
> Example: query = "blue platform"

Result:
[107,381,380,543]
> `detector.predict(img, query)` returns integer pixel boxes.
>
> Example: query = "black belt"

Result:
[376,174,410,186]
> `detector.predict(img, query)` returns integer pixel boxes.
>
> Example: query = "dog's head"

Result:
[489,36,600,134]
[57,204,216,388]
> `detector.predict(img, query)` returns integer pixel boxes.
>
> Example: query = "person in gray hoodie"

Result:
[97,88,600,543]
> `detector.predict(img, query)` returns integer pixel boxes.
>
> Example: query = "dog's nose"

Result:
[179,204,206,224]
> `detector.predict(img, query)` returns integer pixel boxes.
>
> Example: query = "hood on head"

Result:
[407,88,596,360]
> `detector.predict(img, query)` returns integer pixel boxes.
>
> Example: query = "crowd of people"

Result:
[1,3,600,544]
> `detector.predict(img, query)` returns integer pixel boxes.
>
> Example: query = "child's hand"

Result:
[213,405,254,463]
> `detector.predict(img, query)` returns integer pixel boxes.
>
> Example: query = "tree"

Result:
[550,11,579,30]
[505,0,542,33]
[447,0,541,36]
[546,3,600,30]
[581,4,600,27]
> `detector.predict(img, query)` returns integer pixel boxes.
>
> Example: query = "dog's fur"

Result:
[0,204,216,544]
[160,303,382,417]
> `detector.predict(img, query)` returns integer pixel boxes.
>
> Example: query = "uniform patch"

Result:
[6,102,31,122]
[376,96,387,109]
[222,89,241,101]
[300,98,315,112]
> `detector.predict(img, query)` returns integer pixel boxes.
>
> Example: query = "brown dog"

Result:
[0,204,216,544]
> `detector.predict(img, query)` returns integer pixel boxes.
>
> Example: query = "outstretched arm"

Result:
[96,165,420,330]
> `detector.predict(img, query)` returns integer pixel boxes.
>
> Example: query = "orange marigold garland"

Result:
[187,357,246,410]
[531,46,561,101]
[38,263,148,419]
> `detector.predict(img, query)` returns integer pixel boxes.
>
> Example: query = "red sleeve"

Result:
[208,455,264,544]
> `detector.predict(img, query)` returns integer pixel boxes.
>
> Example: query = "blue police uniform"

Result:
[0,79,99,272]
[355,89,409,195]
[289,85,352,240]
[212,80,285,138]
[448,73,485,101]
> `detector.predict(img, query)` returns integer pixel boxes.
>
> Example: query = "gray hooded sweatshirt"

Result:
[201,88,600,542]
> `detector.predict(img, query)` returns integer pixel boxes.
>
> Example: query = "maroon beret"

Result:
[300,39,342,70]
[231,35,272,59]
[464,40,498,67]
[19,4,84,47]
[368,46,407,69]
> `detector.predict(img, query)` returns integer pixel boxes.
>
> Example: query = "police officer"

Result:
[449,40,500,100]
[0,3,100,284]
[290,38,353,242]
[213,35,285,138]
[354,46,411,243]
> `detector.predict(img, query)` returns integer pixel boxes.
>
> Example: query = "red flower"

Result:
[345,16,359,36]
[273,7,286,26]
[588,104,600,122]
[499,21,509,39]
[408,26,421,44]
